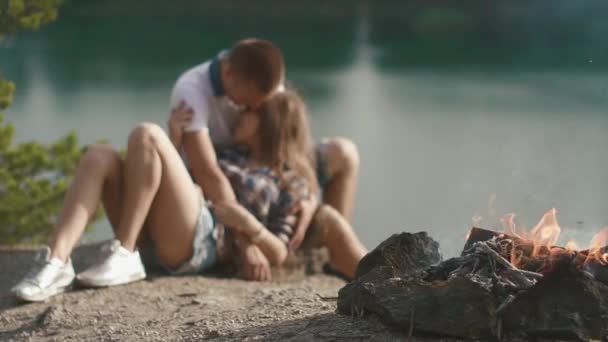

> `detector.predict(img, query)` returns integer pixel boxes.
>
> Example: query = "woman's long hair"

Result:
[257,91,319,195]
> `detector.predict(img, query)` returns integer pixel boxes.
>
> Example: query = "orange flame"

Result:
[565,240,579,251]
[588,226,608,251]
[500,213,517,237]
[586,226,608,266]
[478,207,608,272]
[529,208,561,256]
[501,209,563,266]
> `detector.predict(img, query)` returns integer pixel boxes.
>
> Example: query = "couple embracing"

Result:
[12,38,366,302]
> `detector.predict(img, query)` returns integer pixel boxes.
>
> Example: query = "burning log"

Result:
[464,227,515,250]
[584,256,608,284]
[464,227,608,284]
[469,242,542,280]
[423,238,540,300]
[465,227,608,258]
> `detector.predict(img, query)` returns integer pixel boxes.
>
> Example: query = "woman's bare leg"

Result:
[113,123,202,268]
[13,144,126,301]
[319,137,360,223]
[49,144,125,262]
[312,205,367,279]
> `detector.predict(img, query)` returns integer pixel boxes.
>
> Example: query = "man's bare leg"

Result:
[312,205,367,279]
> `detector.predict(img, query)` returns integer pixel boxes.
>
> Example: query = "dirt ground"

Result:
[0,243,432,341]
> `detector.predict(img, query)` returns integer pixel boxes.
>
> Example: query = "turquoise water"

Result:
[3,2,607,256]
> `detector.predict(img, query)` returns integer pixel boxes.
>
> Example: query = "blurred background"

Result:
[2,0,608,256]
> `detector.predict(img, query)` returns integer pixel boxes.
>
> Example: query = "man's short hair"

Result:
[227,38,285,94]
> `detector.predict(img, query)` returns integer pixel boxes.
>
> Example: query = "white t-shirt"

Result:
[169,53,285,152]
[168,58,240,148]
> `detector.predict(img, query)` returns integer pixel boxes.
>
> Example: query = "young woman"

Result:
[212,93,367,281]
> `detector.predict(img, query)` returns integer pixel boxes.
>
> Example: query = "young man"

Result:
[169,38,360,281]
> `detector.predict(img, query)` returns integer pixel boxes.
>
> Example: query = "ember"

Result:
[338,210,608,340]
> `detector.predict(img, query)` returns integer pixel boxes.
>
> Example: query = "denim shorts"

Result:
[141,194,218,275]
[169,204,218,274]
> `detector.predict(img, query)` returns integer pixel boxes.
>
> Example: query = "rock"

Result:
[338,232,441,322]
[204,330,221,338]
[338,232,442,321]
[338,275,497,339]
[338,232,502,339]
[37,305,64,328]
[502,259,608,340]
[338,267,401,314]
[355,232,442,279]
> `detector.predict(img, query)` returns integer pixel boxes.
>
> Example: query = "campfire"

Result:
[465,209,608,283]
[338,209,608,340]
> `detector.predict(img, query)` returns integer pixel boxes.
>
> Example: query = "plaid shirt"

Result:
[218,148,310,244]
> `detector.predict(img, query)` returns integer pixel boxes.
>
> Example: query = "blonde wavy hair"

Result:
[257,91,318,195]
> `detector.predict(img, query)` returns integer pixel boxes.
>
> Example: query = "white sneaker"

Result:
[76,239,146,287]
[12,247,75,302]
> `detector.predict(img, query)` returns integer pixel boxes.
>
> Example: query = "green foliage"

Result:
[0,77,15,110]
[0,1,100,244]
[0,114,91,244]
[0,0,64,39]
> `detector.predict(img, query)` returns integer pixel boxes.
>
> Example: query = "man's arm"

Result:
[182,130,236,204]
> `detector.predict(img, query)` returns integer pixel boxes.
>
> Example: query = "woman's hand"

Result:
[212,202,256,235]
[238,241,272,281]
[168,101,193,148]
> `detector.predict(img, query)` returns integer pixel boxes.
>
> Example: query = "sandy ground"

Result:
[0,243,430,341]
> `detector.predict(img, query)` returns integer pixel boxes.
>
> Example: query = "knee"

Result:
[313,204,345,235]
[80,144,122,175]
[315,204,339,224]
[128,122,165,149]
[325,137,360,175]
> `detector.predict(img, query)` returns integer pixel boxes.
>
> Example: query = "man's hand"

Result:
[238,241,272,281]
[168,101,193,148]
[288,194,319,251]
